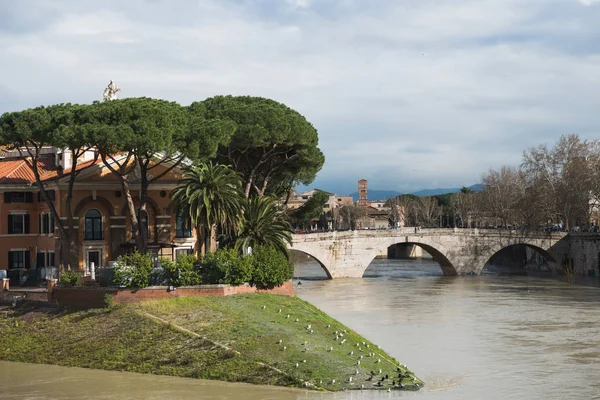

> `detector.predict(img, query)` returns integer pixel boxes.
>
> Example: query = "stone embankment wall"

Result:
[1,280,294,308]
[50,281,294,308]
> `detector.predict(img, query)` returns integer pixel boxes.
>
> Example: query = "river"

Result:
[2,258,600,399]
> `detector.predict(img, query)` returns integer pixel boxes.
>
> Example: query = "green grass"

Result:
[0,295,423,391]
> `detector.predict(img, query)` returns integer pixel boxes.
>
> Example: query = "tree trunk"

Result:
[122,177,142,251]
[138,159,149,253]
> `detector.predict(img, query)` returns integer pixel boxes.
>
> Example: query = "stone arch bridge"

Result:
[289,228,568,278]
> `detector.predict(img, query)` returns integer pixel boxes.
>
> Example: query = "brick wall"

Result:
[49,281,294,308]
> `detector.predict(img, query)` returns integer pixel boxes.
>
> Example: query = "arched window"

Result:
[84,209,103,240]
[176,210,192,238]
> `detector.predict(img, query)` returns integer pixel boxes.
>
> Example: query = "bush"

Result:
[202,248,254,285]
[160,255,202,287]
[113,251,153,288]
[250,246,293,289]
[59,270,81,286]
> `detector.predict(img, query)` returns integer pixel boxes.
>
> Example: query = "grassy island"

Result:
[0,294,423,392]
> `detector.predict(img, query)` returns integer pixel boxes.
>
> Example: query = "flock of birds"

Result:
[261,304,420,391]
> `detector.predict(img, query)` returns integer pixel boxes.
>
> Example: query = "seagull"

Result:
[262,305,266,309]
[359,355,363,359]
[310,329,314,333]
[286,314,290,319]
[302,341,307,345]
[361,384,365,389]
[387,388,391,393]
[295,318,299,322]
[348,377,353,382]
[376,358,381,363]
[278,309,282,313]
[326,324,331,328]
[295,363,299,368]
[339,333,344,337]
[355,369,360,375]
[306,325,311,330]
[378,369,382,374]
[349,351,354,355]
[302,359,307,363]
[330,379,336,384]
[282,346,286,351]
[277,339,283,344]
[328,346,333,352]
[340,339,346,344]
[357,360,361,365]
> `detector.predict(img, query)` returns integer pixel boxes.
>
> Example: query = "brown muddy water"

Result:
[2,258,600,399]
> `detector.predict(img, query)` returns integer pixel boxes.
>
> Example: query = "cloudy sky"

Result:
[1,0,599,195]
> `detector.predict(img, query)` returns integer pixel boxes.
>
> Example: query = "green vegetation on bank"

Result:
[0,294,423,392]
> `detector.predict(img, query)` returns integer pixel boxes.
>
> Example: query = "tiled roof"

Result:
[0,155,100,185]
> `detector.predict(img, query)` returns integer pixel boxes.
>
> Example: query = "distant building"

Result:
[358,179,368,207]
[287,189,352,211]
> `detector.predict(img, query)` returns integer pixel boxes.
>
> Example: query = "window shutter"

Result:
[50,214,54,234]
[4,192,10,203]
[25,192,33,203]
[24,214,30,234]
[8,252,13,269]
[39,214,43,234]
[8,215,14,234]
[24,251,30,269]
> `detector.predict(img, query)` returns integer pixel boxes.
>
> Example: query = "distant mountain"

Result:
[410,184,483,197]
[349,184,483,201]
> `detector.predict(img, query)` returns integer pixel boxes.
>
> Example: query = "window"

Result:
[47,252,55,267]
[39,213,51,234]
[84,209,103,240]
[37,190,55,202]
[36,252,46,268]
[176,248,193,259]
[176,212,193,238]
[8,214,30,234]
[3,192,33,203]
[8,250,29,269]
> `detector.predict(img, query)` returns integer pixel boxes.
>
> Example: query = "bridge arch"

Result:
[369,238,458,276]
[288,248,333,279]
[480,243,558,275]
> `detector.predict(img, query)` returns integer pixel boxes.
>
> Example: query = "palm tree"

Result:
[235,195,293,257]
[170,162,243,255]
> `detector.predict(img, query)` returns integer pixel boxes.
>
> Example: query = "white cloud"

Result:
[579,0,600,5]
[0,0,599,194]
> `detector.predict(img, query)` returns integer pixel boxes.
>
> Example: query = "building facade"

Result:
[0,147,196,280]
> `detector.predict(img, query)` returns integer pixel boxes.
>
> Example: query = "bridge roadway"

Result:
[289,228,568,278]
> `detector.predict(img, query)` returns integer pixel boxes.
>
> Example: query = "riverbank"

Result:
[0,294,422,392]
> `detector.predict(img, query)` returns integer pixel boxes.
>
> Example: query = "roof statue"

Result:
[102,80,121,101]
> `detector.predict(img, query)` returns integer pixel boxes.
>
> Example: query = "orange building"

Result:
[0,147,196,282]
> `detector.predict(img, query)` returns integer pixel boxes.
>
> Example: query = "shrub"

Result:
[250,246,293,289]
[59,270,81,286]
[103,293,115,309]
[113,251,153,288]
[160,255,202,287]
[202,248,254,285]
